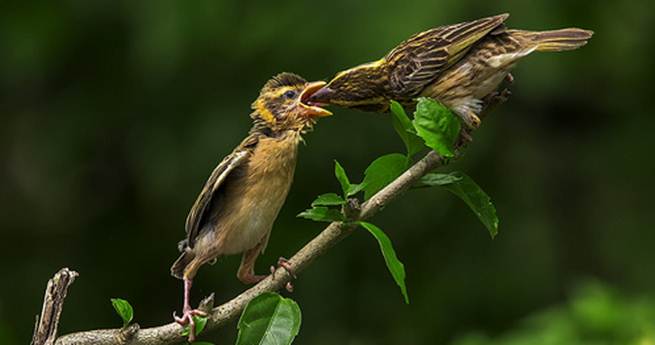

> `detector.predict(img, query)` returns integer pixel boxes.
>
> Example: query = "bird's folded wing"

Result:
[386,13,509,97]
[184,149,250,246]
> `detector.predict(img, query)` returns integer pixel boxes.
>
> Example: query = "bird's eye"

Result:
[283,90,297,99]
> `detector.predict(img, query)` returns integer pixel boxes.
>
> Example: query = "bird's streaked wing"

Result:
[184,149,250,246]
[386,14,509,97]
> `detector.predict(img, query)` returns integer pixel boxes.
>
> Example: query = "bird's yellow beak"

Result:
[299,81,333,118]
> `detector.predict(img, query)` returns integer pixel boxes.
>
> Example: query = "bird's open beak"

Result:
[299,81,333,117]
[306,85,336,104]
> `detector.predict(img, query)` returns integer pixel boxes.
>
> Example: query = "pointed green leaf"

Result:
[412,97,460,158]
[110,298,133,327]
[334,160,351,197]
[334,160,364,197]
[236,292,301,345]
[297,207,345,222]
[362,153,408,200]
[181,315,209,337]
[390,100,424,157]
[431,172,499,238]
[357,222,409,304]
[311,193,346,207]
[191,342,214,345]
[415,172,464,188]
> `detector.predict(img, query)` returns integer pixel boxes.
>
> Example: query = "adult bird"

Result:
[308,13,593,128]
[171,73,331,341]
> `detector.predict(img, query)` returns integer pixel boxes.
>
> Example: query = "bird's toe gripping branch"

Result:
[270,257,296,292]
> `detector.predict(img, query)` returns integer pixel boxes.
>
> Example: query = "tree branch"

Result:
[31,268,79,345]
[48,150,446,345]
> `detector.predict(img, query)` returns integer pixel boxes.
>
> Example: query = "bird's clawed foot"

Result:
[505,73,514,84]
[270,257,296,292]
[174,307,207,342]
[493,88,512,105]
[277,257,297,279]
[483,88,512,111]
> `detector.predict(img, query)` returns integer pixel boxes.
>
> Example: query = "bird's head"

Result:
[251,73,332,135]
[307,59,389,112]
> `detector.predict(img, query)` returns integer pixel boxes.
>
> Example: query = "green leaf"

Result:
[297,207,344,222]
[334,160,364,197]
[412,97,460,158]
[357,222,409,304]
[390,100,424,157]
[334,160,351,197]
[347,183,365,196]
[110,298,133,327]
[181,315,208,337]
[415,172,464,188]
[362,153,408,200]
[236,292,301,345]
[311,193,345,207]
[191,342,214,345]
[436,172,499,238]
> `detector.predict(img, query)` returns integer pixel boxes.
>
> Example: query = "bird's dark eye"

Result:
[283,90,297,99]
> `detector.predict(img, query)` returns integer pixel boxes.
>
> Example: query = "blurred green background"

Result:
[2,1,654,344]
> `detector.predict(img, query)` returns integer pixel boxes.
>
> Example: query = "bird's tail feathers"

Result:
[509,28,594,52]
[171,251,195,280]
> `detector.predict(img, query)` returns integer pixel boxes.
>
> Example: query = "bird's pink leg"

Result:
[173,278,207,342]
[237,240,268,284]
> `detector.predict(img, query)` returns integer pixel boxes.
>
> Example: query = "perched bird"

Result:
[308,13,593,128]
[171,73,331,340]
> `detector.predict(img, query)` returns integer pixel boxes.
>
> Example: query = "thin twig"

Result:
[31,268,79,345]
[50,149,447,345]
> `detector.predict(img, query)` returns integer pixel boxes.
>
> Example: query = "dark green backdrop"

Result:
[2,1,654,344]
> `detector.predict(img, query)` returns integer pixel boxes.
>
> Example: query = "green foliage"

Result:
[334,160,364,198]
[412,97,461,158]
[420,172,499,238]
[390,100,423,158]
[450,282,655,345]
[357,222,409,304]
[181,315,208,338]
[236,292,301,345]
[417,171,463,186]
[311,193,345,207]
[2,3,649,344]
[299,97,499,307]
[297,206,344,222]
[110,298,133,327]
[362,153,408,200]
[298,161,363,223]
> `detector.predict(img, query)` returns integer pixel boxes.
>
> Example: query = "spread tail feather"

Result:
[171,251,195,280]
[510,28,594,52]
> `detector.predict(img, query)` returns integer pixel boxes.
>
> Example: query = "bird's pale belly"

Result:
[421,61,512,112]
[218,184,291,255]
[213,135,298,255]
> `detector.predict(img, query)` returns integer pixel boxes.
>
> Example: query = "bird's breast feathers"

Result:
[213,134,299,255]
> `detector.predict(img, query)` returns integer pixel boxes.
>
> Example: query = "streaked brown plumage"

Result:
[171,73,331,341]
[308,13,593,128]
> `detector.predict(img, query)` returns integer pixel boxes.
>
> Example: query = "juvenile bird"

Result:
[308,13,593,128]
[171,73,331,340]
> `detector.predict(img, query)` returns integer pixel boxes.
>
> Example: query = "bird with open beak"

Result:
[308,13,592,129]
[171,73,331,341]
